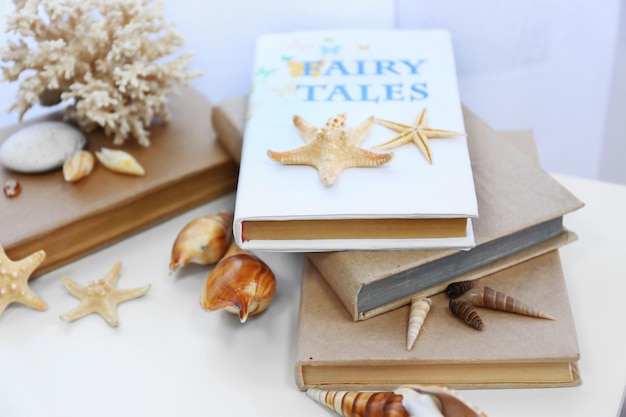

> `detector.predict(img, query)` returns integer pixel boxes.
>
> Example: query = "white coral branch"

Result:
[1,0,201,146]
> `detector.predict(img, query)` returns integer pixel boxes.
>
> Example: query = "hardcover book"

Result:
[233,30,478,251]
[295,252,581,390]
[0,88,239,278]
[309,107,583,320]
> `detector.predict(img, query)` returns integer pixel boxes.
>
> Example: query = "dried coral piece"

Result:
[63,150,94,182]
[445,279,477,299]
[470,286,556,321]
[307,385,487,417]
[1,0,201,146]
[407,296,431,350]
[0,244,47,317]
[200,242,275,323]
[267,113,393,185]
[59,261,151,327]
[95,148,145,176]
[449,299,484,330]
[169,212,234,274]
[374,108,466,164]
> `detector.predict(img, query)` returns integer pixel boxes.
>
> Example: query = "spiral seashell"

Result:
[445,279,477,299]
[95,148,145,176]
[407,296,431,350]
[449,299,484,330]
[63,150,95,182]
[169,212,233,274]
[200,242,276,323]
[307,385,488,417]
[469,286,556,321]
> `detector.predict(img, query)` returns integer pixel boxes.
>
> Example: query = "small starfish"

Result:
[60,261,150,327]
[267,113,393,185]
[374,107,466,164]
[0,244,47,317]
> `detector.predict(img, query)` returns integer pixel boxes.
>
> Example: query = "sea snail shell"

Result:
[407,296,431,350]
[200,242,276,323]
[469,286,555,320]
[449,299,484,330]
[307,385,488,417]
[169,212,233,274]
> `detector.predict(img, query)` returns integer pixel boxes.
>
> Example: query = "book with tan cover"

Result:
[212,94,583,321]
[0,88,239,277]
[295,251,581,390]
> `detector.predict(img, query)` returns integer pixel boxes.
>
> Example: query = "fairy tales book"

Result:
[234,30,479,251]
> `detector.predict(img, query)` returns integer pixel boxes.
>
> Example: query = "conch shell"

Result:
[407,296,431,350]
[307,385,488,417]
[200,242,275,323]
[95,148,145,176]
[169,212,233,274]
[63,150,94,182]
[449,299,484,330]
[469,286,555,320]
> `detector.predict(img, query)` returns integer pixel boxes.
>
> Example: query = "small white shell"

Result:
[95,148,145,176]
[63,150,94,182]
[407,296,431,350]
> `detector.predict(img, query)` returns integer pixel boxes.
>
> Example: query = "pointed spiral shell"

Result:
[469,286,555,320]
[407,296,431,350]
[307,385,487,417]
[445,279,477,299]
[200,243,275,323]
[95,148,145,176]
[169,212,233,274]
[449,299,484,330]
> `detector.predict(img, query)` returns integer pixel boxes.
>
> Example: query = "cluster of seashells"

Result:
[169,212,276,323]
[307,384,487,417]
[405,279,556,349]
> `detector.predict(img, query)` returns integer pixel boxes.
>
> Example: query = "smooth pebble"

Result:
[0,121,87,173]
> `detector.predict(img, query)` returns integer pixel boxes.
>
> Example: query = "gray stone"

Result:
[0,121,87,173]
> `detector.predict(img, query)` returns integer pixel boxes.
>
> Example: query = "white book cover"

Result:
[234,29,478,251]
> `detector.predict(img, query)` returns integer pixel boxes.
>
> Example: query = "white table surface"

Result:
[0,173,625,417]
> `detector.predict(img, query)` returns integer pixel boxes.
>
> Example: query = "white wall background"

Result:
[0,0,624,184]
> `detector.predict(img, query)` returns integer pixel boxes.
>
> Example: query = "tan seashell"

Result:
[95,148,145,176]
[469,286,556,320]
[407,296,431,350]
[449,299,484,330]
[169,212,233,274]
[307,384,487,417]
[200,242,276,323]
[63,150,95,182]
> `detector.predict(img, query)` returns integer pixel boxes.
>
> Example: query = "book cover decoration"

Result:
[234,30,478,251]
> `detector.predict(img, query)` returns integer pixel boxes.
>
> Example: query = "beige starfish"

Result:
[0,244,47,317]
[267,113,393,185]
[60,261,150,327]
[374,107,466,164]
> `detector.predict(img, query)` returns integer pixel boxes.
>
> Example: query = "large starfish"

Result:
[267,113,393,185]
[60,261,150,327]
[374,107,466,164]
[0,244,47,317]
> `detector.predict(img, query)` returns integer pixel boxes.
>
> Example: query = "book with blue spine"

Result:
[233,30,478,251]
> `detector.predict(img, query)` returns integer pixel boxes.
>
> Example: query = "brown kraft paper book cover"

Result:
[212,95,583,321]
[295,251,581,390]
[0,87,239,278]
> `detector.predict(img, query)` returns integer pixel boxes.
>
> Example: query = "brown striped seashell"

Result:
[95,148,145,176]
[469,286,556,320]
[445,279,477,299]
[200,242,276,323]
[63,150,95,182]
[449,299,484,330]
[169,212,233,274]
[407,296,431,350]
[307,385,488,417]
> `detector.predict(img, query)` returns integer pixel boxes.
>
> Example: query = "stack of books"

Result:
[213,30,584,390]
